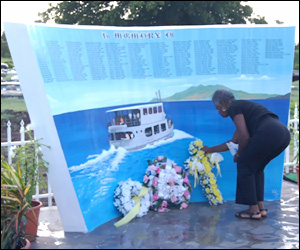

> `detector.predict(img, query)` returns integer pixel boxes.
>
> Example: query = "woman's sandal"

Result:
[235,210,262,220]
[260,208,268,218]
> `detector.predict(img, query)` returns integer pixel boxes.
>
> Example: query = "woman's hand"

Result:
[234,153,239,163]
[201,146,212,155]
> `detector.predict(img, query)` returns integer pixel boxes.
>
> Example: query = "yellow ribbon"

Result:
[114,186,149,227]
[194,168,199,188]
[215,162,222,177]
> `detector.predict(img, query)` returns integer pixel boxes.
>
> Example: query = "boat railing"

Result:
[108,118,141,127]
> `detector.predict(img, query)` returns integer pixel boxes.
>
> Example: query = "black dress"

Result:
[228,100,290,205]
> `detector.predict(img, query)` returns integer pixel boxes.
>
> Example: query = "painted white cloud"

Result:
[259,75,273,80]
[232,74,273,81]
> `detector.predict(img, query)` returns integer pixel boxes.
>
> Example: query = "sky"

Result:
[1,1,299,44]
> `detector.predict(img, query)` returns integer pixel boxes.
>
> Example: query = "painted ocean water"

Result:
[53,99,290,231]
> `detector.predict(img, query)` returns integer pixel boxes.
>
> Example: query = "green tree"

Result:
[38,1,266,26]
[294,43,299,70]
[1,32,11,58]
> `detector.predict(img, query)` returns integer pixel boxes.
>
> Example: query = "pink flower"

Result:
[148,165,155,171]
[157,156,164,161]
[158,207,167,213]
[153,177,158,187]
[156,168,161,174]
[183,176,189,183]
[153,193,159,201]
[171,195,178,203]
[181,203,188,209]
[175,166,182,173]
[143,175,149,183]
[168,178,175,186]
[162,201,168,207]
[184,190,190,199]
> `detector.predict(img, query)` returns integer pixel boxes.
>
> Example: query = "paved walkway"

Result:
[31,179,299,249]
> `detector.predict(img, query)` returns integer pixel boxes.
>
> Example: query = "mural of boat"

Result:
[106,103,174,151]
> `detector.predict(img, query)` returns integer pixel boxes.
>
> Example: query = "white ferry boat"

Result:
[106,103,174,151]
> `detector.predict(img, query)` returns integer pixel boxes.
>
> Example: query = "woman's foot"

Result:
[235,210,262,220]
[259,208,268,217]
[258,201,267,217]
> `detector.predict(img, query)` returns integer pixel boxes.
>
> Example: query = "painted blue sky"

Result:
[26,24,295,115]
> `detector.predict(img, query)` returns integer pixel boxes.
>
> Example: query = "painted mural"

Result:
[5,23,296,231]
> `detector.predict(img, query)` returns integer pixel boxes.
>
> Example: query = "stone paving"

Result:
[31,179,299,249]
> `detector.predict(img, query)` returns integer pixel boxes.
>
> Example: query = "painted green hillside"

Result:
[151,84,281,102]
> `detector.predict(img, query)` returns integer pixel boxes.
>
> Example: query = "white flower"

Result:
[210,153,224,164]
[143,156,192,212]
[26,123,33,131]
[113,178,150,218]
[9,145,18,158]
[192,158,205,172]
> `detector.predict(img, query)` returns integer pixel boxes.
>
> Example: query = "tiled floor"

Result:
[31,179,299,249]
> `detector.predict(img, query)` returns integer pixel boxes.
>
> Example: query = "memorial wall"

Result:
[4,23,295,232]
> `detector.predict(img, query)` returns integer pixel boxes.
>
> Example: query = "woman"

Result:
[202,89,290,220]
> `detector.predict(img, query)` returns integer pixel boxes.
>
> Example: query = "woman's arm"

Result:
[201,130,239,154]
[233,114,250,161]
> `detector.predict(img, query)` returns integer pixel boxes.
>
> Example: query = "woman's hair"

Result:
[212,89,235,106]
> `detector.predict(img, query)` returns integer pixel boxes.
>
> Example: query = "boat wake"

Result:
[69,129,194,175]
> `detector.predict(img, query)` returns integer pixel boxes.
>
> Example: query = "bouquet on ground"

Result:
[113,178,150,227]
[143,156,192,212]
[184,139,224,205]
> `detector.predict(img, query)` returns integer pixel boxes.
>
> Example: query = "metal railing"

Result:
[284,102,299,173]
[1,120,54,206]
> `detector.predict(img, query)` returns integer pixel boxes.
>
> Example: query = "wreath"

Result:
[184,139,224,205]
[113,178,150,225]
[143,156,192,212]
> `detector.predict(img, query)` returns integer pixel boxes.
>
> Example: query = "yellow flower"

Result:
[197,150,204,157]
[210,178,216,185]
[216,195,223,202]
[202,156,208,164]
[195,140,203,148]
[188,161,193,168]
[212,199,217,205]
[208,173,215,178]
[213,189,220,196]
[204,163,211,173]
[193,148,197,154]
[203,180,207,185]
[205,188,210,194]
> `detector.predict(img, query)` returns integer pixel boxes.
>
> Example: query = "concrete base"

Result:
[31,180,299,249]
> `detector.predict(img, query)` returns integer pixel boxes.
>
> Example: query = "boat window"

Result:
[161,123,166,132]
[115,132,134,140]
[149,108,152,114]
[153,107,157,114]
[145,127,152,137]
[115,132,126,140]
[158,106,162,113]
[154,125,159,134]
[143,108,147,115]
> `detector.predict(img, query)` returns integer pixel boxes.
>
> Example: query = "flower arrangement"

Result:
[184,139,223,205]
[143,156,192,212]
[113,178,150,218]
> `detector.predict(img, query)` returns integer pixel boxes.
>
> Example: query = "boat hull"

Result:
[109,124,174,151]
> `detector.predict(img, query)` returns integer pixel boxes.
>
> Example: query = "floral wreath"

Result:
[184,139,224,205]
[143,156,192,212]
[113,178,150,227]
